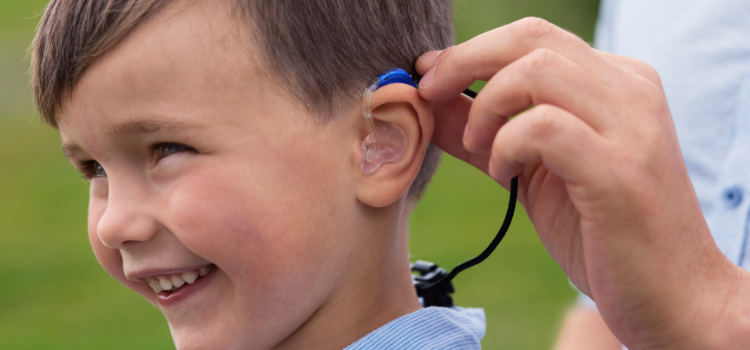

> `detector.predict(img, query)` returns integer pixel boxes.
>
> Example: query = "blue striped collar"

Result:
[345,307,486,349]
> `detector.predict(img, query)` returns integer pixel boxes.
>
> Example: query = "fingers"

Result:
[596,51,663,89]
[465,49,614,152]
[416,17,611,101]
[428,95,491,174]
[489,104,605,185]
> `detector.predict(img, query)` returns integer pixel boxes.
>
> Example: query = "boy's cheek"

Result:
[166,161,347,280]
[166,180,301,273]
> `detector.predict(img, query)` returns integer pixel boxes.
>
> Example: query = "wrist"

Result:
[611,239,741,350]
[703,265,750,349]
[671,255,750,350]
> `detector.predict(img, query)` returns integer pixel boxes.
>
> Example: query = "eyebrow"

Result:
[108,119,199,136]
[61,119,201,160]
[61,143,84,160]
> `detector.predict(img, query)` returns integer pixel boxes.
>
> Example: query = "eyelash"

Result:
[151,142,193,160]
[79,143,194,180]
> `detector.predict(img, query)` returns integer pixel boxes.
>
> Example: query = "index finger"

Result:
[416,17,609,101]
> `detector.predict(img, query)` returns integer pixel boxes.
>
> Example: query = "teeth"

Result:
[158,276,173,291]
[199,265,213,277]
[144,265,215,293]
[171,274,185,289]
[147,278,163,293]
[182,270,198,284]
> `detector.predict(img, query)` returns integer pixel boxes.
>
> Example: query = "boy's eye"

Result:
[93,162,107,177]
[78,160,107,180]
[154,143,193,160]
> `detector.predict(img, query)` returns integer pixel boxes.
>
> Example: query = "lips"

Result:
[144,264,215,293]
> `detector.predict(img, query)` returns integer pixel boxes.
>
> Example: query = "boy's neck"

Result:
[272,202,421,350]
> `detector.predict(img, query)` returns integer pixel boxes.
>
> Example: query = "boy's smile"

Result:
[130,263,215,305]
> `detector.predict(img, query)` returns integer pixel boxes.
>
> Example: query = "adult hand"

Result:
[416,17,750,349]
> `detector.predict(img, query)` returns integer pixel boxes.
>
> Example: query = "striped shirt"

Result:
[345,307,485,349]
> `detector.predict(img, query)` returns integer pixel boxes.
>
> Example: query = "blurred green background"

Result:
[0,0,599,348]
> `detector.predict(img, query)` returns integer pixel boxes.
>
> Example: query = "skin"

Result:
[57,2,436,349]
[553,307,621,350]
[416,17,750,349]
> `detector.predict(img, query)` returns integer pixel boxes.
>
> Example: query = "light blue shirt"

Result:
[577,0,750,324]
[345,307,485,349]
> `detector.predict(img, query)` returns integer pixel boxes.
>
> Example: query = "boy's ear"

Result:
[354,83,434,208]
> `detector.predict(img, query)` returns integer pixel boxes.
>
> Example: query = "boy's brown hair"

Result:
[32,0,454,198]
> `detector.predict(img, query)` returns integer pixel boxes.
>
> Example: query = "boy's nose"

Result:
[96,185,160,249]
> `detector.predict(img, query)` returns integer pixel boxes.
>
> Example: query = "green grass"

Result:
[0,0,599,348]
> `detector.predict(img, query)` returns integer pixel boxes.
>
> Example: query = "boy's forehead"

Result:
[58,1,271,135]
[93,1,258,93]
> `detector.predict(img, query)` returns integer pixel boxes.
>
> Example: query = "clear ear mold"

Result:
[360,69,414,175]
[360,117,408,175]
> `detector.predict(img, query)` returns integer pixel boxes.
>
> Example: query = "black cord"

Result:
[418,177,518,292]
[417,87,519,293]
[462,88,478,99]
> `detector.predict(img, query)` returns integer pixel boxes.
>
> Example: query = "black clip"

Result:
[411,260,454,307]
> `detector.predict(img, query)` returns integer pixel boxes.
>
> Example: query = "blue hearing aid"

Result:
[372,68,419,89]
[360,68,477,175]
[360,68,415,175]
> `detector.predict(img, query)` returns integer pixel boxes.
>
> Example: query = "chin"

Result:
[171,325,246,350]
[167,312,288,350]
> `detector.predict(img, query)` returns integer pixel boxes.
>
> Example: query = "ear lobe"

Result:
[355,83,434,208]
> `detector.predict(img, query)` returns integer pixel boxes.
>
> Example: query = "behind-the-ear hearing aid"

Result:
[361,68,520,307]
[360,68,416,175]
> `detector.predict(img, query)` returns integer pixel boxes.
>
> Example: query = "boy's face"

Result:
[58,3,371,349]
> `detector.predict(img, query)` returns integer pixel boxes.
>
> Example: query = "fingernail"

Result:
[419,66,436,89]
[462,124,470,145]
[419,50,443,64]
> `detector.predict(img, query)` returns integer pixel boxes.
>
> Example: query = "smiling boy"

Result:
[32,0,485,349]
